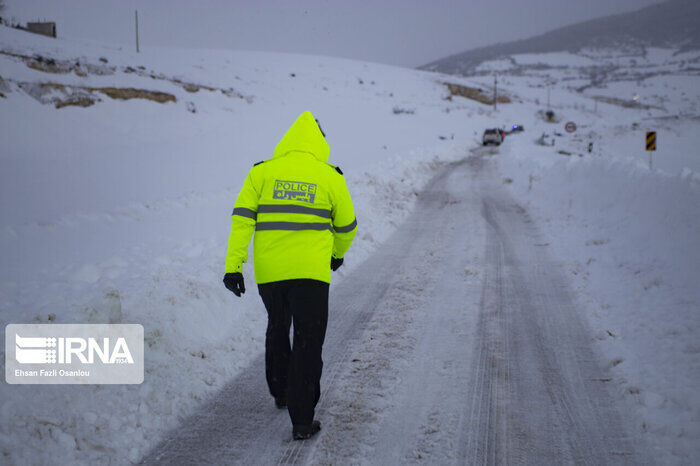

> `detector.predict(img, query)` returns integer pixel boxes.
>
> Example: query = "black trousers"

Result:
[258,279,329,426]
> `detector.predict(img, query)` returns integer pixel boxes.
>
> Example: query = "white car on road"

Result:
[482,128,504,146]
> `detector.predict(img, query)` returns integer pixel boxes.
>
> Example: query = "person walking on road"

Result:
[223,111,357,440]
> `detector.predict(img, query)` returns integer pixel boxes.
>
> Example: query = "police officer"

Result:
[223,111,357,440]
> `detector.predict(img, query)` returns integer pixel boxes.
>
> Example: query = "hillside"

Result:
[421,0,700,76]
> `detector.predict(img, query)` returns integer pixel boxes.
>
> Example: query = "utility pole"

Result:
[135,10,140,53]
[547,85,551,109]
[494,73,498,111]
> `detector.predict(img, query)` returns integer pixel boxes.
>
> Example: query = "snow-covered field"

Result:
[1,26,698,464]
[0,25,474,464]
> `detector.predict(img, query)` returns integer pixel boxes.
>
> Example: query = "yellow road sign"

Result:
[646,131,656,151]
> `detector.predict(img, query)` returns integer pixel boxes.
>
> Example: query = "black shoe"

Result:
[275,397,287,409]
[292,420,321,440]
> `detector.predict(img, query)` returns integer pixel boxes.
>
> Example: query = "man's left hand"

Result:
[331,257,344,271]
[223,272,245,296]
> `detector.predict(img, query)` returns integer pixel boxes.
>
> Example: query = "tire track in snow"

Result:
[460,198,512,465]
[456,154,644,464]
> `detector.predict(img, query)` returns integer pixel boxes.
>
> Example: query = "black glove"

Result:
[223,272,245,297]
[330,257,344,271]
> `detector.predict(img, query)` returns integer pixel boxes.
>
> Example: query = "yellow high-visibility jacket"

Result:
[225,111,357,284]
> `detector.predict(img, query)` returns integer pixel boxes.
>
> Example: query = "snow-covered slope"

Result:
[463,50,700,463]
[1,23,698,464]
[0,25,480,464]
[422,0,700,76]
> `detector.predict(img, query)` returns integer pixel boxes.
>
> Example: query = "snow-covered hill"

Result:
[422,0,700,76]
[1,23,698,464]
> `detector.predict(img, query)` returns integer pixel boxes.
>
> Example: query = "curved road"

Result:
[142,152,646,465]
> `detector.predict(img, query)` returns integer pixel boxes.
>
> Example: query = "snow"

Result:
[1,23,699,464]
[465,59,700,461]
[0,25,469,464]
[474,57,515,73]
[496,144,700,462]
[512,51,599,67]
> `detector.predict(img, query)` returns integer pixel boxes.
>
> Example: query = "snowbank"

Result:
[496,121,700,464]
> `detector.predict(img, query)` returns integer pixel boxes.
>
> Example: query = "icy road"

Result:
[143,152,644,465]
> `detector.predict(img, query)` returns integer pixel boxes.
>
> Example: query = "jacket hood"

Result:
[273,111,330,162]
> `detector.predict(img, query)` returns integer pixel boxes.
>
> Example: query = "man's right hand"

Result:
[223,272,245,297]
[331,257,344,271]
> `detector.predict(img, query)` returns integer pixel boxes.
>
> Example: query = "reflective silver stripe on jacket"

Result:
[232,207,257,220]
[255,222,333,232]
[333,218,357,233]
[257,204,332,219]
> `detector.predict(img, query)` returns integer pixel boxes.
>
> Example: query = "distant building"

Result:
[26,22,56,38]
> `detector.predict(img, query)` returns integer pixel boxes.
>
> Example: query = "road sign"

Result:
[646,131,657,170]
[565,121,576,133]
[646,131,656,151]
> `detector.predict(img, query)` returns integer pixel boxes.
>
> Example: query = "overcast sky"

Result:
[3,0,662,67]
